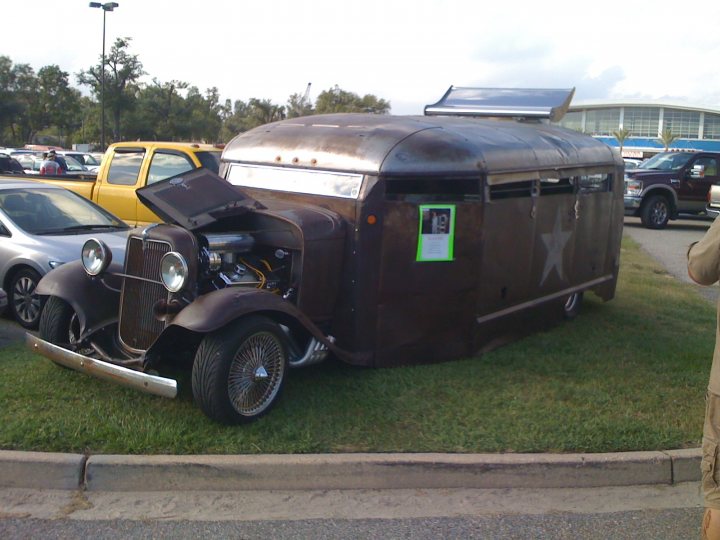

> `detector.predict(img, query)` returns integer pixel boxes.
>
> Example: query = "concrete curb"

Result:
[0,449,702,492]
[0,450,86,490]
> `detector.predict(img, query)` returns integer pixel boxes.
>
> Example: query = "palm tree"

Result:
[613,128,631,155]
[658,128,677,151]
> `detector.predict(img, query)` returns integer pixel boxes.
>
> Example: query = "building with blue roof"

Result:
[556,100,720,157]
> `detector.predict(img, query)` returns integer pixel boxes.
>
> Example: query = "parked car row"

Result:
[0,141,222,328]
[0,147,99,177]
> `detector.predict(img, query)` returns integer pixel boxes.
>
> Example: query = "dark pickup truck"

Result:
[624,151,720,228]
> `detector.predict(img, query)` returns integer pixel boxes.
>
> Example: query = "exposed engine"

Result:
[197,232,295,300]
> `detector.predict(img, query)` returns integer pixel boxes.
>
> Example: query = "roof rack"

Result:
[424,86,575,122]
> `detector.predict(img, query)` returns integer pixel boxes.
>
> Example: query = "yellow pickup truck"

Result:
[7,142,223,226]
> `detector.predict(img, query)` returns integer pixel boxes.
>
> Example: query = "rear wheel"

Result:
[9,268,44,329]
[192,316,288,424]
[562,292,583,319]
[640,194,670,229]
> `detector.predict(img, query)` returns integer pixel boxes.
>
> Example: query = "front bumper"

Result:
[707,205,720,218]
[26,333,177,399]
[624,195,642,211]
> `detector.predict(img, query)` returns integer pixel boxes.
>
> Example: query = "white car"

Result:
[56,151,102,172]
[0,180,129,328]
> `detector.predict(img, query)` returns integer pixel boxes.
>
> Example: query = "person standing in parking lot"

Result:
[39,150,63,175]
[688,217,720,540]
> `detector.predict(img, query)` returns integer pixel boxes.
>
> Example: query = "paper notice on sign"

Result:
[416,205,455,262]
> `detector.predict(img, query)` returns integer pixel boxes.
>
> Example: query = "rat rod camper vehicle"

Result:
[27,88,624,424]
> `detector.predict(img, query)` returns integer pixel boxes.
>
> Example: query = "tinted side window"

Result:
[488,180,534,200]
[107,150,144,185]
[539,178,575,196]
[147,152,194,185]
[196,151,221,174]
[578,174,611,193]
[696,157,718,176]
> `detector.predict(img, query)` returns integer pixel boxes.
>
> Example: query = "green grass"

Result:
[0,234,714,455]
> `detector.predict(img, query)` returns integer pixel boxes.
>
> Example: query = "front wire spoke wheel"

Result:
[228,332,285,416]
[192,316,289,424]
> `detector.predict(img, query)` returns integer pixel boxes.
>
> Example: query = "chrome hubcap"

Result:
[12,276,40,324]
[227,331,285,416]
[253,366,269,381]
[651,202,667,224]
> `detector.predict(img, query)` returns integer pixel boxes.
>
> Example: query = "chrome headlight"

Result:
[81,238,112,276]
[625,180,643,197]
[160,251,188,293]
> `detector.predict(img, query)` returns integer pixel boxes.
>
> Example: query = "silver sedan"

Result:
[0,180,129,328]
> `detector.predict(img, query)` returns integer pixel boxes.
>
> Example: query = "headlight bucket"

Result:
[160,251,188,293]
[81,238,112,276]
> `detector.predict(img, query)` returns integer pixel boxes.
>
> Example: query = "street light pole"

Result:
[89,2,119,151]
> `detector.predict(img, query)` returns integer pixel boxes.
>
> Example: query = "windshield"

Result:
[227,163,364,199]
[0,187,127,234]
[638,152,693,171]
[63,155,86,171]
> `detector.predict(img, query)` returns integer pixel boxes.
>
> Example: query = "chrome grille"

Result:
[119,236,170,351]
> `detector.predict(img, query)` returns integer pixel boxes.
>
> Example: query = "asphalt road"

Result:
[623,214,718,304]
[0,483,705,539]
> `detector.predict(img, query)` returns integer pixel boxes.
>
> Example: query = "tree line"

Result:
[0,38,390,150]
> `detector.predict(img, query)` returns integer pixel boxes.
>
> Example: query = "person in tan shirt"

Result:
[688,216,720,540]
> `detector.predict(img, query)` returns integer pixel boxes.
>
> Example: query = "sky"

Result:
[3,0,720,115]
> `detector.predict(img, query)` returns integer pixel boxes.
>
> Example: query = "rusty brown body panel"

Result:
[35,259,122,335]
[220,114,623,367]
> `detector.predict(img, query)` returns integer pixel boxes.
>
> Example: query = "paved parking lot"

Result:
[623,215,718,304]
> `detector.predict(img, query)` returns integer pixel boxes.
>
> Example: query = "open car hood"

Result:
[136,168,262,230]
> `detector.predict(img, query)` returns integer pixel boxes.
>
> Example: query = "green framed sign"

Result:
[416,204,456,262]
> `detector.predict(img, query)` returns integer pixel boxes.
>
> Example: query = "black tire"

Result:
[640,194,670,229]
[9,268,44,329]
[192,316,288,424]
[39,296,82,369]
[562,291,583,320]
[39,296,78,345]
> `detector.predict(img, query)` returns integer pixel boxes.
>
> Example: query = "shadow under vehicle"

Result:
[26,88,624,424]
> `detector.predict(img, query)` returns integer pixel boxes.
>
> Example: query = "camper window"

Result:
[539,178,575,196]
[384,176,481,202]
[488,180,534,201]
[578,173,611,193]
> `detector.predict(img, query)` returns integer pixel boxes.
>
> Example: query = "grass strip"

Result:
[0,235,714,455]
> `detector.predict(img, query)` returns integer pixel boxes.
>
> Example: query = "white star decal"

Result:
[540,212,572,285]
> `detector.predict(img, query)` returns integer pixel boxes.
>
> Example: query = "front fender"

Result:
[161,287,367,364]
[168,287,318,335]
[36,260,122,334]
[642,184,679,208]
